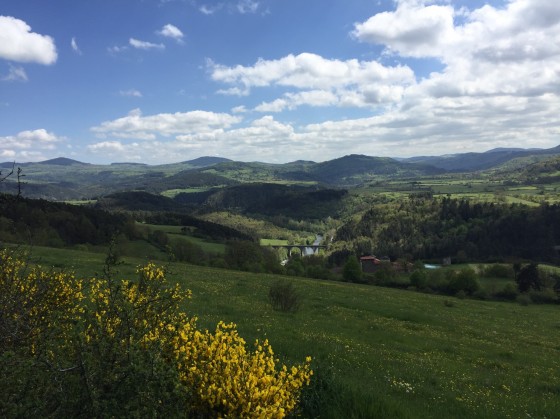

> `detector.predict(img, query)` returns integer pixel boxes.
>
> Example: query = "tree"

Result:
[343,255,362,282]
[448,268,480,295]
[516,263,542,292]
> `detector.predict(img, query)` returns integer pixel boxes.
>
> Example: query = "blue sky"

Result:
[1,0,559,164]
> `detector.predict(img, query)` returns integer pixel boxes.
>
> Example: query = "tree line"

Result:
[336,197,560,264]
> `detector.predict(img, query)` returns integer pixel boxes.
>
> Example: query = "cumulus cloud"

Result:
[0,129,63,161]
[129,38,165,50]
[209,52,415,110]
[84,0,560,163]
[2,64,28,82]
[352,2,455,59]
[91,108,242,140]
[210,53,413,90]
[157,24,184,43]
[0,16,57,64]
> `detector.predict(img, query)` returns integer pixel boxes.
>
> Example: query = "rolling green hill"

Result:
[22,245,560,418]
[4,146,560,201]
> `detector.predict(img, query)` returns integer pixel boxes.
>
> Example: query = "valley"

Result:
[2,146,560,418]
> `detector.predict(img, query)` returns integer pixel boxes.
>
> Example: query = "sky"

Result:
[1,0,559,164]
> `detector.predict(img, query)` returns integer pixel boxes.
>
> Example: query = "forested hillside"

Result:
[336,197,560,263]
[0,194,135,247]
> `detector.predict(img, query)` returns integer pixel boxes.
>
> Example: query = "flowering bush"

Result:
[0,250,312,417]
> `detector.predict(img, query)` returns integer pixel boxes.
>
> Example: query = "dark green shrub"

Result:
[343,255,362,283]
[472,289,489,300]
[170,238,206,264]
[483,264,513,278]
[268,280,300,312]
[149,229,170,247]
[410,269,428,289]
[492,283,519,300]
[516,263,542,292]
[448,268,480,295]
[528,289,558,304]
[425,269,449,293]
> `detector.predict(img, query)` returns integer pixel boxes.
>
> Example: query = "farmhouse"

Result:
[360,255,381,273]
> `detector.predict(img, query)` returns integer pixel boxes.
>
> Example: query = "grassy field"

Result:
[25,245,560,418]
[160,187,213,197]
[260,238,290,246]
[138,223,226,254]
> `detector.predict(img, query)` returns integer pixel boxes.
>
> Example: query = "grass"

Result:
[138,223,226,254]
[160,187,212,197]
[260,238,290,246]
[22,245,560,418]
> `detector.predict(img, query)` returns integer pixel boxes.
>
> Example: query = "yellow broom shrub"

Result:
[0,251,312,417]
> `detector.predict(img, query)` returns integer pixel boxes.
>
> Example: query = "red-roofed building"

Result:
[360,255,381,273]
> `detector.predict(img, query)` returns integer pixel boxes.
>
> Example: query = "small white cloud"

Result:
[87,141,126,152]
[129,38,165,50]
[157,24,184,43]
[0,149,16,158]
[231,105,247,114]
[108,45,128,54]
[199,4,223,15]
[119,89,143,98]
[0,16,57,64]
[2,64,28,82]
[71,37,82,55]
[237,0,259,14]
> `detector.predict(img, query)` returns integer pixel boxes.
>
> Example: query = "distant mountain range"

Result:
[2,145,560,200]
[400,145,560,171]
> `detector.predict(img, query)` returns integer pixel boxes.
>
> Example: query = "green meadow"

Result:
[28,245,560,418]
[138,223,227,254]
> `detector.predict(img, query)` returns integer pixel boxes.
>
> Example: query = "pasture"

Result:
[27,246,560,418]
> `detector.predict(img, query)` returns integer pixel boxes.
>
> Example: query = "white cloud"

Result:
[91,108,242,140]
[0,16,57,64]
[209,52,415,111]
[199,4,222,15]
[237,0,259,14]
[129,38,165,50]
[157,24,184,43]
[87,141,126,153]
[16,129,60,144]
[255,90,339,112]
[77,0,560,164]
[108,45,128,54]
[0,129,63,161]
[71,37,82,54]
[119,89,143,98]
[2,64,28,82]
[0,149,16,158]
[353,1,560,67]
[231,105,247,114]
[352,2,455,59]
